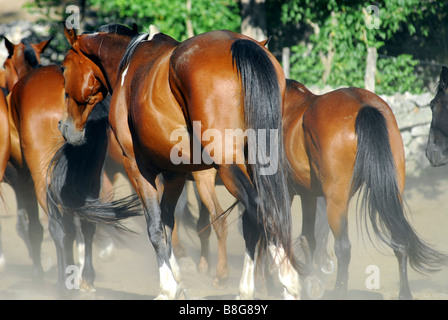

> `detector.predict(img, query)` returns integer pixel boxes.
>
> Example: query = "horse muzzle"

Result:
[58,119,86,146]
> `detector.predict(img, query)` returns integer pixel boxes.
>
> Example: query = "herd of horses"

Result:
[0,22,448,300]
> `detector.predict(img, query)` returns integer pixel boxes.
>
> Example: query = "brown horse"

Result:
[1,36,52,278]
[4,35,141,293]
[60,24,299,299]
[284,79,448,299]
[0,85,9,272]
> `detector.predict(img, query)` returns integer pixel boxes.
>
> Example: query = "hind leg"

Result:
[192,169,229,287]
[48,211,76,293]
[394,242,412,299]
[79,218,96,292]
[218,164,299,299]
[18,173,44,280]
[326,196,351,298]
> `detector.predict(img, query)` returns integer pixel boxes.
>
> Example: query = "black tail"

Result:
[231,39,294,264]
[46,98,141,231]
[351,106,448,273]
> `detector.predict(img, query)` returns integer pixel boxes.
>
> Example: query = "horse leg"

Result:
[394,240,412,299]
[314,197,335,275]
[196,190,211,274]
[0,220,4,273]
[326,197,351,298]
[123,156,186,299]
[218,164,299,299]
[192,169,229,288]
[48,210,76,293]
[18,173,44,280]
[300,194,317,273]
[79,218,96,292]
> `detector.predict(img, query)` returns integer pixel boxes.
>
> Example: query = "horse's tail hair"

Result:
[46,99,141,231]
[351,105,448,274]
[231,39,296,269]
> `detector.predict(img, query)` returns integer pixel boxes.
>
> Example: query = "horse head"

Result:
[60,26,109,146]
[2,36,52,92]
[426,66,448,166]
[60,24,138,146]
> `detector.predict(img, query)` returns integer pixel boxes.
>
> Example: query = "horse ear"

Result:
[3,36,15,57]
[63,23,78,48]
[131,23,139,34]
[440,66,448,90]
[31,37,53,55]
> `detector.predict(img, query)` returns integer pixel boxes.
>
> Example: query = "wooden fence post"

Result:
[365,46,377,92]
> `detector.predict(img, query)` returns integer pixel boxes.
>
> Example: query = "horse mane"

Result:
[117,32,150,76]
[21,38,40,69]
[93,23,139,37]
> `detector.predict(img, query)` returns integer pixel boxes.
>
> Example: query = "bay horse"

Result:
[60,24,299,299]
[1,36,52,278]
[4,36,141,293]
[0,86,9,272]
[426,66,448,167]
[284,79,448,299]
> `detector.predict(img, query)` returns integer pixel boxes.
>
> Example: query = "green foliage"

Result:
[376,54,424,95]
[87,0,240,41]
[281,0,438,94]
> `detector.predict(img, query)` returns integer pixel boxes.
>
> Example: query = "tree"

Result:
[280,0,439,94]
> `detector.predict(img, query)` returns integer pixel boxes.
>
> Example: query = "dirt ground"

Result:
[0,164,448,301]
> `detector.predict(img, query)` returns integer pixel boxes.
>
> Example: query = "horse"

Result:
[284,79,448,299]
[60,23,299,299]
[0,86,9,272]
[0,36,52,278]
[426,66,448,167]
[3,35,141,294]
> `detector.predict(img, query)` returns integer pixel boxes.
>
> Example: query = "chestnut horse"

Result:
[284,79,448,299]
[60,24,299,299]
[1,36,52,278]
[4,35,141,293]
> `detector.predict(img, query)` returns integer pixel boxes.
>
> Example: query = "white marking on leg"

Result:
[157,262,180,299]
[0,253,5,273]
[237,251,255,300]
[169,251,181,282]
[268,244,301,299]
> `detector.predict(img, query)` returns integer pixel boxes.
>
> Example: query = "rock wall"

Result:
[380,92,434,177]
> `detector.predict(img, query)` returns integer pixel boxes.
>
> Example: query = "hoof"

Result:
[80,279,96,293]
[212,275,228,289]
[320,258,335,275]
[155,288,189,300]
[198,256,209,274]
[304,276,325,300]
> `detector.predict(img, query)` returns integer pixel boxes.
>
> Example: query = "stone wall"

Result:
[380,92,434,177]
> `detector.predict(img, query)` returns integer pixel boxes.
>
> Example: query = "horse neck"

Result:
[82,34,133,93]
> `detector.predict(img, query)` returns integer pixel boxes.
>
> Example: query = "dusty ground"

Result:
[0,165,448,301]
[1,0,448,302]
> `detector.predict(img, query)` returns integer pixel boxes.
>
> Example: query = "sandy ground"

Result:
[1,0,448,302]
[0,164,448,301]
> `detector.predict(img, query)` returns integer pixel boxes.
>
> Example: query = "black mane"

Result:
[94,23,139,37]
